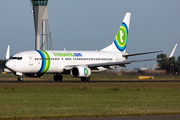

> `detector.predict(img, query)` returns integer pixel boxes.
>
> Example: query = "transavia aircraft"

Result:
[5,13,177,81]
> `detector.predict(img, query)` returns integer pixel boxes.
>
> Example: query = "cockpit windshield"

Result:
[10,57,22,60]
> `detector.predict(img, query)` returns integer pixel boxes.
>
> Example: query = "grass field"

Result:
[0,81,180,120]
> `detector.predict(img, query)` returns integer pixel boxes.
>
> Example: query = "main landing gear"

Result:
[53,74,90,82]
[54,74,63,81]
[81,77,90,81]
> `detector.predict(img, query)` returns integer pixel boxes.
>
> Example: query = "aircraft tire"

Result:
[54,75,58,81]
[81,77,90,81]
[54,75,63,81]
[86,76,90,81]
[18,76,23,81]
[58,75,63,81]
[81,77,85,81]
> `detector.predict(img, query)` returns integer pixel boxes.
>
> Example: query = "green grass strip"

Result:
[0,82,180,120]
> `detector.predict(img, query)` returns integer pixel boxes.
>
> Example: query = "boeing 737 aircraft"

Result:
[5,13,177,81]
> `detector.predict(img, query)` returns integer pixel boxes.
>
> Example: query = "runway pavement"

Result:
[0,80,180,83]
[41,115,180,120]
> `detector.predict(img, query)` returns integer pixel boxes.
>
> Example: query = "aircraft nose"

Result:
[5,60,14,70]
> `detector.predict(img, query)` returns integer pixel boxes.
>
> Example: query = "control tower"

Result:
[31,0,53,50]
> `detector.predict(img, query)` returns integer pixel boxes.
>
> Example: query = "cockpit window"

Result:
[11,57,22,60]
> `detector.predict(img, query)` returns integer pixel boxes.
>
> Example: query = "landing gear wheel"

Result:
[58,75,63,81]
[54,74,63,81]
[81,77,86,81]
[54,75,58,81]
[18,76,23,81]
[81,77,90,81]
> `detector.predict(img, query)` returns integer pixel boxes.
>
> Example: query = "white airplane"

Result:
[5,13,177,81]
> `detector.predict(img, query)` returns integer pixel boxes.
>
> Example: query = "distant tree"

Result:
[169,56,176,74]
[176,56,180,65]
[0,59,6,69]
[176,56,180,73]
[157,54,169,71]
[156,54,176,73]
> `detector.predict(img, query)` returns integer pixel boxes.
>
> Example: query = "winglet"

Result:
[168,44,177,58]
[5,45,10,60]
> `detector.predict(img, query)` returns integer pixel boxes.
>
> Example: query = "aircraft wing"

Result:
[122,50,163,58]
[88,44,177,68]
[87,58,163,68]
[64,56,164,70]
[64,44,177,70]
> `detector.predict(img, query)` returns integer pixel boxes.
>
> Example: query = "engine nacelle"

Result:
[70,66,91,77]
[24,73,44,78]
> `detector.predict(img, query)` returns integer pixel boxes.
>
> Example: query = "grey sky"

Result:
[0,0,180,69]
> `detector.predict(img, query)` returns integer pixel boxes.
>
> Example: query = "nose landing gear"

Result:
[18,76,23,81]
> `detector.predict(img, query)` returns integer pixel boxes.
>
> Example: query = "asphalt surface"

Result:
[1,80,180,83]
[40,115,180,120]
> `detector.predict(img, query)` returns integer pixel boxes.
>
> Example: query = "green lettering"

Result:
[53,53,57,57]
[53,52,78,57]
[70,53,74,57]
[67,52,69,57]
[57,53,61,57]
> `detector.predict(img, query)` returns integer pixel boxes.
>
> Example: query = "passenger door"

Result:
[28,54,34,65]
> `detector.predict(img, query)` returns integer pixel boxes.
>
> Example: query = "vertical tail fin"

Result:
[101,12,131,52]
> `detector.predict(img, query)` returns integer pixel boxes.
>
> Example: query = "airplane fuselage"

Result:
[6,50,126,75]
